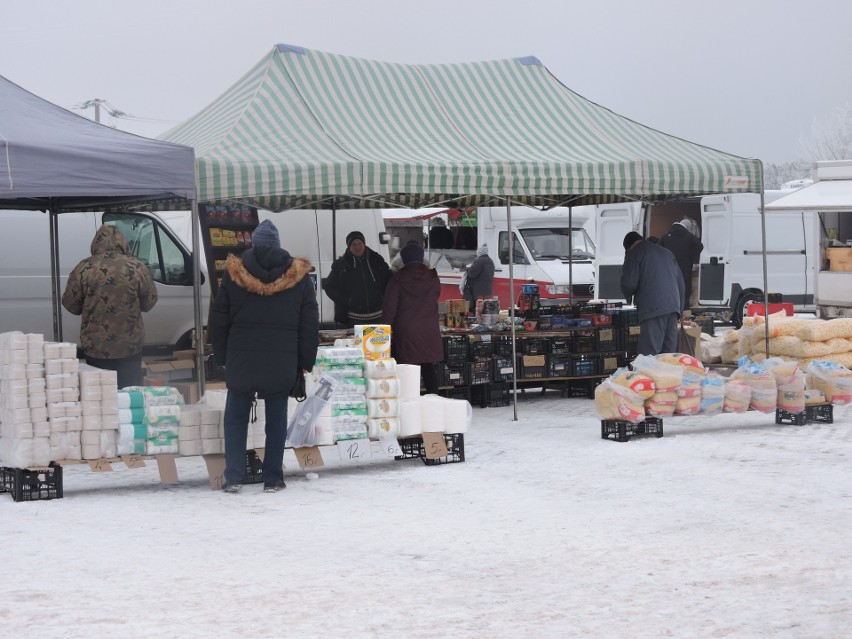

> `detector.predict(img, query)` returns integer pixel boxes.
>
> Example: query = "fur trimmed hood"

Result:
[225,253,312,295]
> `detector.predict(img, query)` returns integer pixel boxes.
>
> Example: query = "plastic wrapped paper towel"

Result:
[419,394,445,432]
[398,399,422,437]
[442,397,472,434]
[396,364,421,400]
[367,417,401,438]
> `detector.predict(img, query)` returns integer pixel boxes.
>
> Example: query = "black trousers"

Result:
[420,362,439,395]
[85,353,144,389]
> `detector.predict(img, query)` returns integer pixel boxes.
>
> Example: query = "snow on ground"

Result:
[2,391,852,638]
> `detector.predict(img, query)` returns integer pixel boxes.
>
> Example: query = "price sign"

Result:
[337,439,373,463]
[379,435,402,458]
[422,432,449,459]
[88,458,113,472]
[294,446,324,470]
[121,455,146,469]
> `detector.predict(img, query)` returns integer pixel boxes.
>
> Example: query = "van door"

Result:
[102,212,199,353]
[698,195,732,304]
[495,229,534,306]
[594,203,640,301]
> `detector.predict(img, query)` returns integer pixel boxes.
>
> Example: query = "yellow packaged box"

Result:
[354,324,392,360]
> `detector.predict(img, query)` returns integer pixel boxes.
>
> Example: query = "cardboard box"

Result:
[171,381,200,405]
[143,357,195,382]
[826,247,852,272]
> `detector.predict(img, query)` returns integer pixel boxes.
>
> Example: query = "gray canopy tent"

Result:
[162,44,764,412]
[0,74,201,386]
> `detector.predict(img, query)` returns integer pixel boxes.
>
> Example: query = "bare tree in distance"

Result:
[764,160,811,189]
[801,103,852,161]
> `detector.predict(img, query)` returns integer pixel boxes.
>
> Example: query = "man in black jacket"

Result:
[324,231,392,327]
[660,218,703,311]
[211,220,319,493]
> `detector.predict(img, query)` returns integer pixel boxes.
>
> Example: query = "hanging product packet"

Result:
[287,375,337,448]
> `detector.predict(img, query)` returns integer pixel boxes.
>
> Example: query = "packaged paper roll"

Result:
[117,423,136,442]
[178,425,200,441]
[419,394,445,433]
[81,415,102,431]
[367,417,401,438]
[147,439,179,455]
[179,440,202,456]
[442,397,472,434]
[397,364,422,400]
[32,421,50,438]
[364,358,397,379]
[117,390,145,409]
[201,439,223,455]
[366,377,400,399]
[367,398,399,418]
[118,408,145,424]
[147,423,179,439]
[200,423,220,440]
[398,399,422,437]
[354,324,392,360]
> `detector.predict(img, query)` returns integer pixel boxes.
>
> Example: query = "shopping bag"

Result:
[289,369,307,402]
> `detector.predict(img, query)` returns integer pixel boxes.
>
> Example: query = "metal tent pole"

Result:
[758,164,770,354]
[507,200,518,421]
[48,206,63,342]
[191,199,206,399]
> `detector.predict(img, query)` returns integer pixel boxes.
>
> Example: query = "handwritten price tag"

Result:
[294,446,324,470]
[379,435,402,458]
[422,432,449,459]
[88,458,113,472]
[121,455,146,469]
[337,439,373,463]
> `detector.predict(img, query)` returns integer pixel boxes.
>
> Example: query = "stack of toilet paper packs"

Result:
[77,363,119,460]
[311,346,370,444]
[118,386,182,455]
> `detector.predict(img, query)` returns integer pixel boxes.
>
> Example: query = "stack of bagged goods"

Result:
[700,370,725,416]
[730,358,777,413]
[761,357,806,413]
[117,389,146,455]
[0,332,51,468]
[594,367,656,423]
[805,360,852,405]
[658,353,706,415]
[78,364,119,460]
[121,386,183,455]
[723,377,752,413]
[188,389,225,455]
[309,346,366,444]
[44,341,83,456]
[366,373,400,438]
[416,392,474,435]
[723,315,852,369]
[631,354,685,418]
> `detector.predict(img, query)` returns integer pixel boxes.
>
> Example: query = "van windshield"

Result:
[520,228,595,261]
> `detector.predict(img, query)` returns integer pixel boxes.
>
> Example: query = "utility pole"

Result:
[78,98,105,123]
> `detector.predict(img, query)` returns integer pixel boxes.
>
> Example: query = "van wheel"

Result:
[732,292,763,329]
[174,330,195,352]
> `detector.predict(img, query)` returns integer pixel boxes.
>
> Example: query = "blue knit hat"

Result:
[400,242,424,265]
[252,220,280,248]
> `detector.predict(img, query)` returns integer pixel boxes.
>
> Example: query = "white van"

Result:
[0,209,202,355]
[0,208,389,351]
[383,205,596,308]
[594,191,818,325]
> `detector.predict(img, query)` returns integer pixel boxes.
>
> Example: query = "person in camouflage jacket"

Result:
[62,224,158,387]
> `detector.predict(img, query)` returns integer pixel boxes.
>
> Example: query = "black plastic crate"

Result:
[438,362,470,387]
[596,327,618,351]
[519,338,549,355]
[469,358,491,385]
[571,354,599,377]
[571,330,597,353]
[491,335,514,356]
[442,335,469,365]
[517,354,548,379]
[601,417,664,442]
[397,433,465,465]
[806,403,834,423]
[469,339,494,358]
[3,463,64,502]
[548,353,572,378]
[244,449,264,484]
[775,407,806,425]
[599,352,621,375]
[609,308,639,327]
[471,381,511,408]
[549,338,572,355]
[491,356,515,382]
[439,386,471,401]
[619,325,641,353]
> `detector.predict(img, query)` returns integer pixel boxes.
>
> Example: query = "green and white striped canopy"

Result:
[162,44,762,211]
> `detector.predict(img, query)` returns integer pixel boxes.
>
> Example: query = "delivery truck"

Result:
[383,205,597,309]
[0,208,389,352]
[594,190,818,326]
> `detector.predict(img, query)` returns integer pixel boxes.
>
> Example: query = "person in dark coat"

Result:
[325,231,392,327]
[381,243,443,394]
[462,243,496,308]
[659,218,703,311]
[620,231,685,356]
[428,218,454,249]
[211,220,319,493]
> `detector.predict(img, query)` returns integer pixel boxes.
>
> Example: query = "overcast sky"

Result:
[3,0,850,166]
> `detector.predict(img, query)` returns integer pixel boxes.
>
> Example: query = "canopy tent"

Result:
[0,74,203,390]
[162,44,765,412]
[764,179,852,212]
[162,44,762,211]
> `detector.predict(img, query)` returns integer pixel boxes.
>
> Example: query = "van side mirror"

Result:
[378,231,390,245]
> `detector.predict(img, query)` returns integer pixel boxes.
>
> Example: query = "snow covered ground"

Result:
[2,390,851,638]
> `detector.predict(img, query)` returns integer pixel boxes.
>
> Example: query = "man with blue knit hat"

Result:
[620,231,685,356]
[325,230,392,327]
[211,219,319,494]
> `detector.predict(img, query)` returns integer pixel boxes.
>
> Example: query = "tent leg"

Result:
[507,200,518,422]
[48,207,63,342]
[191,199,206,400]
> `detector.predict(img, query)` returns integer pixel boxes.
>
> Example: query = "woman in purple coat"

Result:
[381,242,443,394]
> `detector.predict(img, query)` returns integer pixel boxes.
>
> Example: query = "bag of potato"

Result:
[632,354,683,392]
[762,357,805,413]
[645,392,677,418]
[731,357,777,413]
[804,389,826,405]
[750,335,852,358]
[594,378,645,422]
[700,370,725,416]
[721,341,740,364]
[794,318,852,342]
[675,395,702,415]
[609,367,656,399]
[805,360,852,405]
[724,378,752,413]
